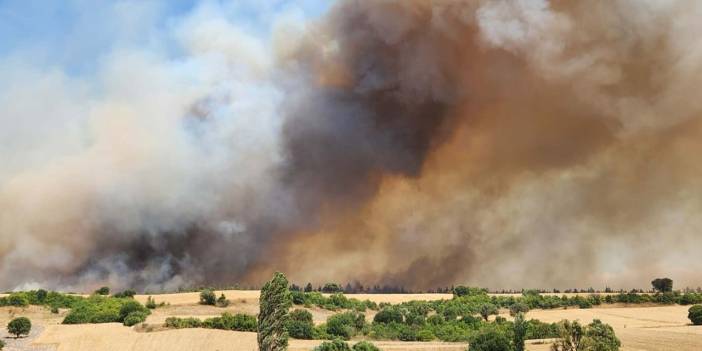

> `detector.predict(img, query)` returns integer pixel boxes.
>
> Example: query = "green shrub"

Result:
[688,305,702,325]
[352,341,380,351]
[468,327,512,351]
[327,311,365,339]
[216,293,230,307]
[287,309,314,339]
[119,300,150,321]
[202,312,257,332]
[314,339,351,351]
[199,289,216,305]
[113,289,136,298]
[50,306,60,314]
[509,303,529,316]
[582,319,620,351]
[123,311,148,326]
[8,294,29,307]
[165,317,202,328]
[145,296,157,309]
[0,339,4,349]
[478,303,498,321]
[95,287,110,296]
[7,317,32,338]
[373,307,403,324]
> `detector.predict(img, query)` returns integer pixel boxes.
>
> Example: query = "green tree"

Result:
[258,272,292,351]
[286,309,314,339]
[118,300,150,322]
[7,294,28,307]
[304,283,314,293]
[145,296,157,309]
[513,313,527,351]
[7,317,31,338]
[478,303,498,321]
[95,286,110,295]
[469,328,513,351]
[200,289,216,305]
[688,305,702,325]
[509,303,530,317]
[651,278,673,293]
[551,320,584,351]
[582,320,620,351]
[327,311,365,339]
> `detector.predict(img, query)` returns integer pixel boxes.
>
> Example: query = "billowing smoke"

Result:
[2,0,702,292]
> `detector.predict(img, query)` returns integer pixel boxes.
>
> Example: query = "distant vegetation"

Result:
[165,313,257,331]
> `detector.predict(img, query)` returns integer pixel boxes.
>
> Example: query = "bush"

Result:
[204,313,257,332]
[123,311,148,326]
[51,306,59,314]
[327,311,365,339]
[62,296,123,324]
[95,287,110,296]
[7,317,32,338]
[7,294,29,307]
[165,317,202,328]
[200,289,216,305]
[478,303,498,321]
[113,289,136,298]
[352,341,380,351]
[145,296,157,309]
[0,339,4,349]
[287,309,314,339]
[582,319,620,351]
[373,307,403,324]
[314,339,351,351]
[509,303,529,316]
[217,293,230,307]
[468,328,512,351]
[119,300,150,322]
[688,305,702,325]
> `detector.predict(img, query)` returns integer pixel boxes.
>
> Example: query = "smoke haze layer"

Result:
[1,0,702,291]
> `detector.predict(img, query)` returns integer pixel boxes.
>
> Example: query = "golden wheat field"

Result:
[0,291,697,351]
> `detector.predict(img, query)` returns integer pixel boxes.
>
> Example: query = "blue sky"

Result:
[0,0,333,75]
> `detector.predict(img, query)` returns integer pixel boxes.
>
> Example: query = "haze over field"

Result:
[1,0,702,292]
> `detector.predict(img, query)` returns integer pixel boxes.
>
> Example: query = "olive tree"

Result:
[258,272,292,351]
[651,278,673,293]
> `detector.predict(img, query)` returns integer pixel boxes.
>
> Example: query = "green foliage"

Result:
[688,305,702,325]
[113,289,136,298]
[0,339,4,349]
[651,278,673,293]
[51,306,60,314]
[373,306,403,324]
[7,317,32,338]
[314,339,351,351]
[322,283,343,293]
[287,309,314,339]
[291,291,377,312]
[513,313,527,351]
[165,317,202,328]
[7,294,29,307]
[551,319,620,351]
[525,319,560,339]
[217,293,230,307]
[123,311,148,326]
[478,303,498,321]
[351,340,380,351]
[258,272,292,351]
[95,286,110,296]
[145,296,157,309]
[199,289,216,306]
[453,286,488,297]
[581,320,620,351]
[468,327,513,351]
[62,295,149,325]
[509,303,529,316]
[326,311,365,339]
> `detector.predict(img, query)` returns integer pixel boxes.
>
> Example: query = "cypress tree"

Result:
[258,272,292,351]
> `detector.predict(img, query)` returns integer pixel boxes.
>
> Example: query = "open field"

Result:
[0,293,698,351]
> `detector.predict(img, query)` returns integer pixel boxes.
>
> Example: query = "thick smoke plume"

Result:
[2,0,702,292]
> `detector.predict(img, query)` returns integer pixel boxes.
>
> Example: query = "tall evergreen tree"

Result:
[258,272,292,351]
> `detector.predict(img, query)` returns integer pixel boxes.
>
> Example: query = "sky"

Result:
[0,0,333,75]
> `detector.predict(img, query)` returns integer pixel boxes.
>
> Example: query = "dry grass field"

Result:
[0,292,698,351]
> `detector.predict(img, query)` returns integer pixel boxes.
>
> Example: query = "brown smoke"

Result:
[2,0,702,292]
